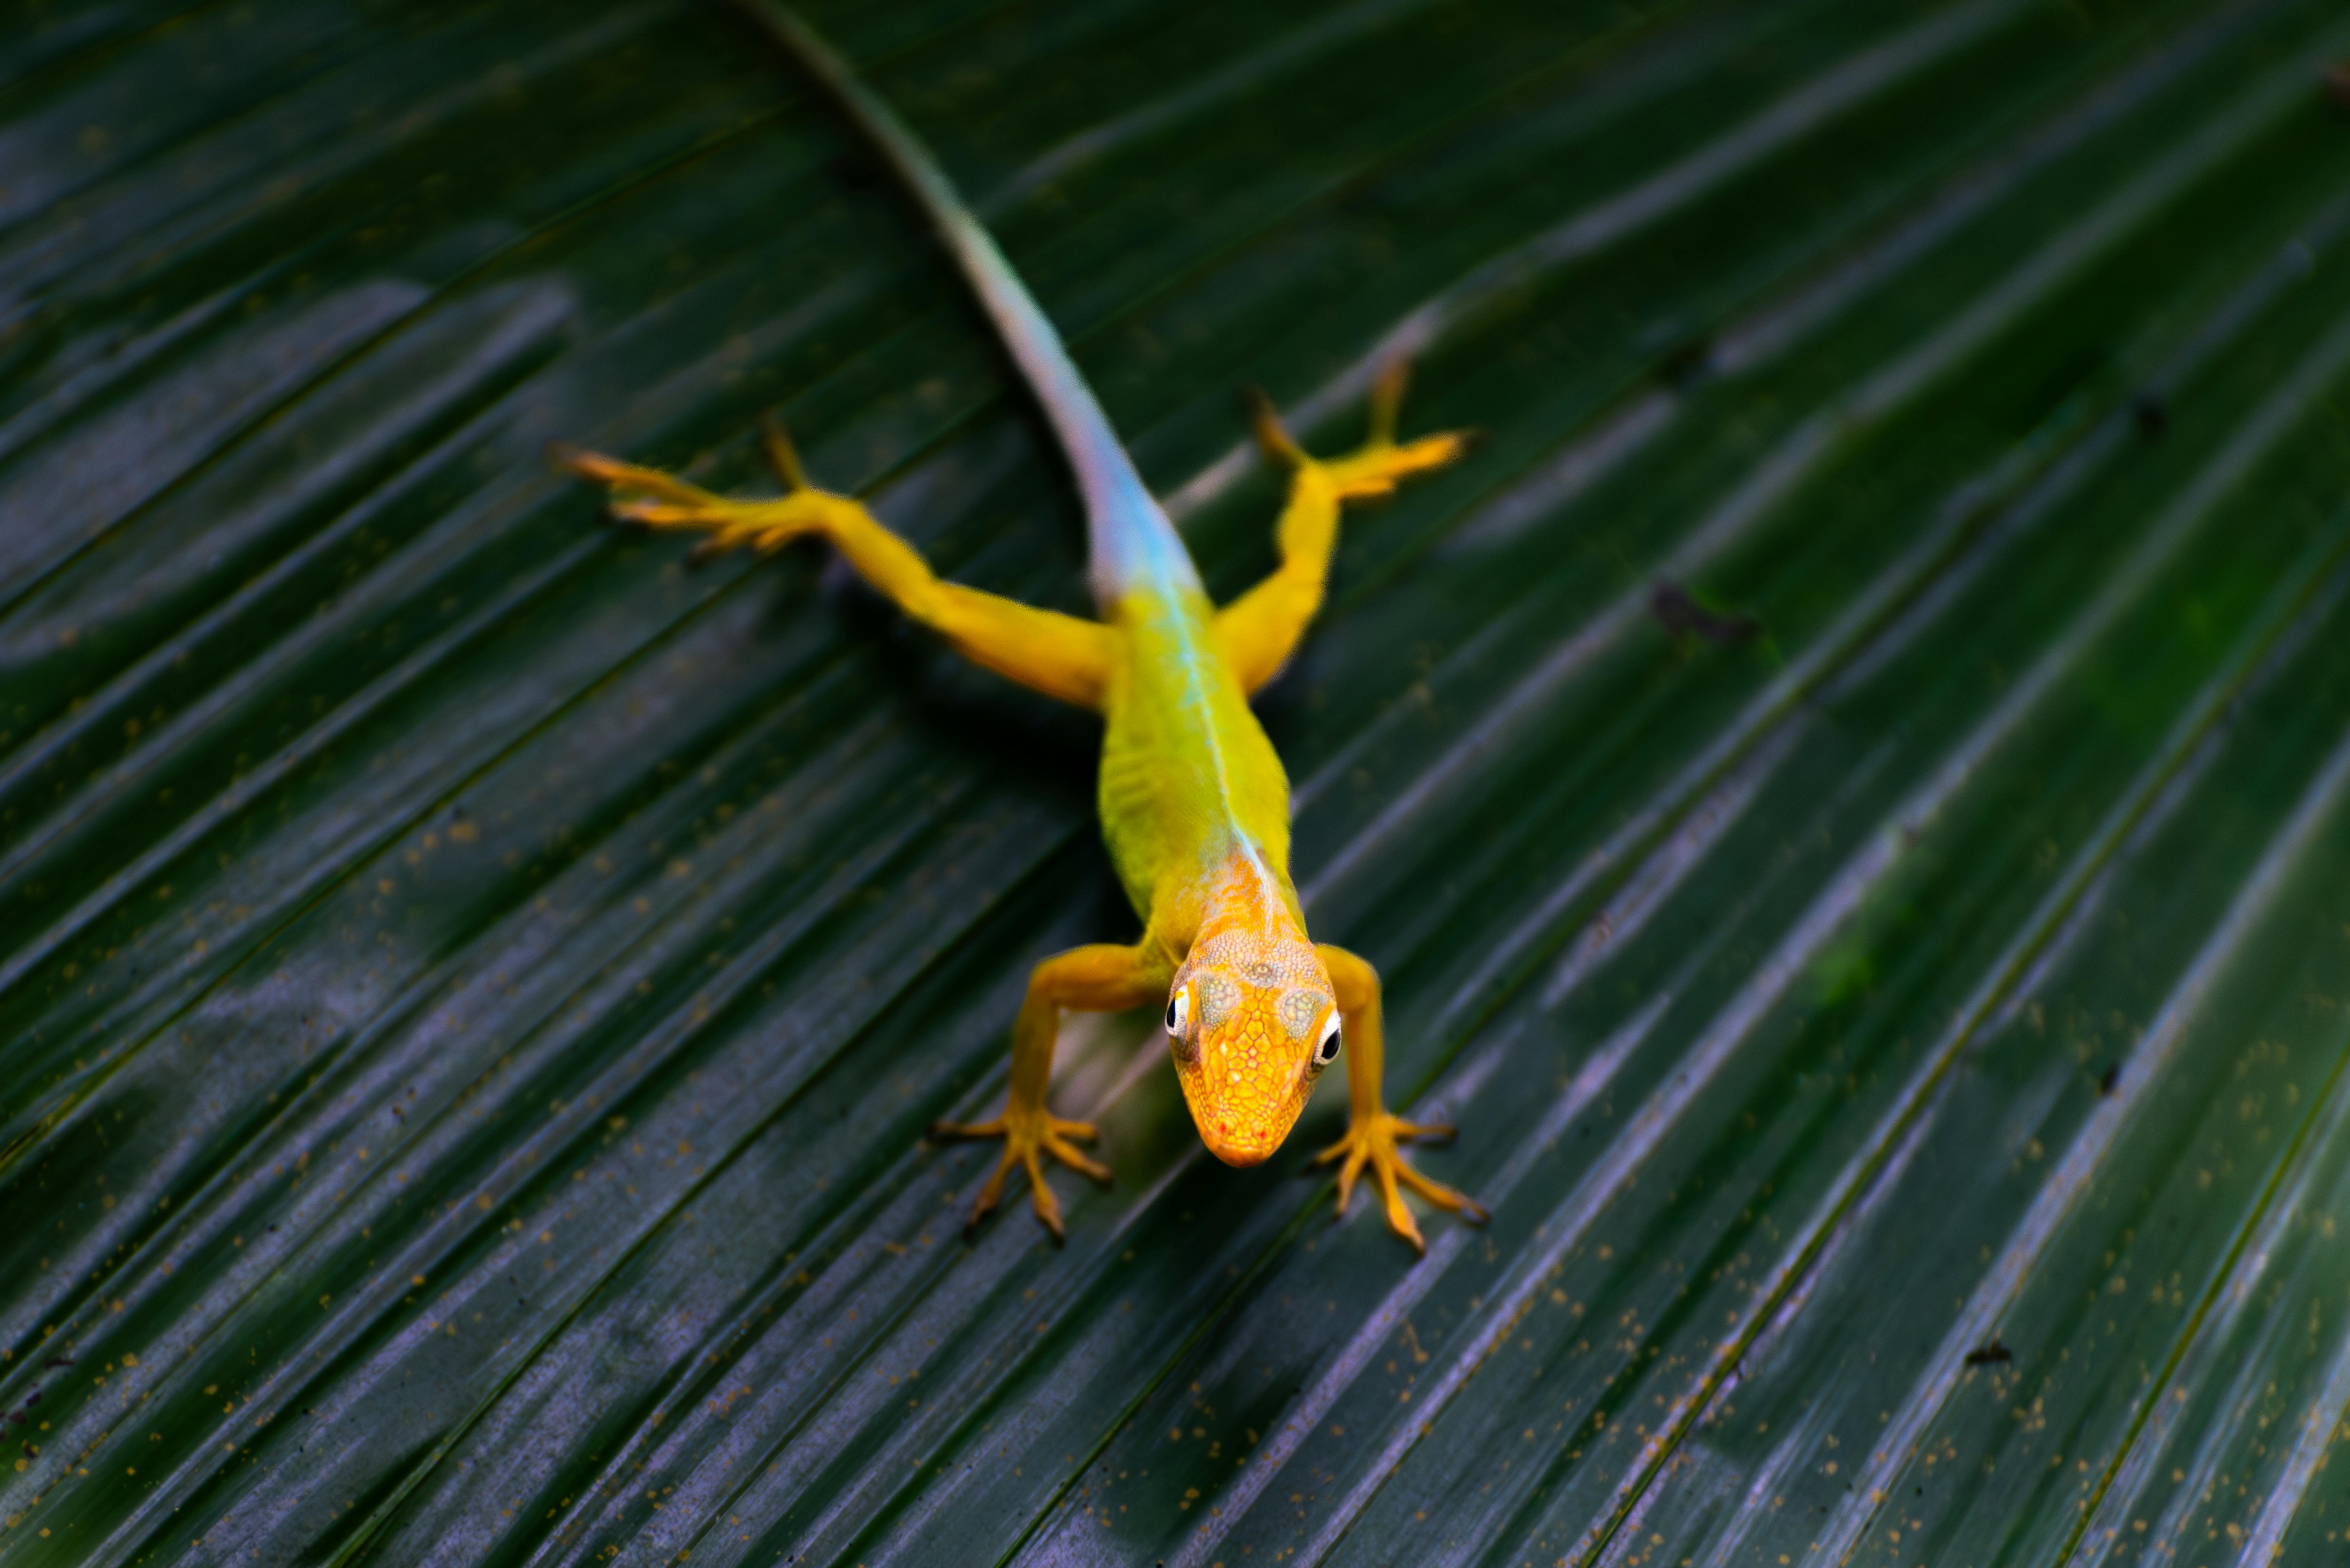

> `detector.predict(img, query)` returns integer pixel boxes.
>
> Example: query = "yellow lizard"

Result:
[558,1,1483,1252]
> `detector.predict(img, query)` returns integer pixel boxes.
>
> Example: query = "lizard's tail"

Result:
[728,0,1199,607]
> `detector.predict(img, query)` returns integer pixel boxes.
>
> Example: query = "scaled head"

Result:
[1163,857,1341,1166]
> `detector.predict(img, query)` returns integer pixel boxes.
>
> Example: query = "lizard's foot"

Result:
[929,1103,1111,1242]
[551,415,859,560]
[1316,1109,1487,1255]
[1251,361,1472,501]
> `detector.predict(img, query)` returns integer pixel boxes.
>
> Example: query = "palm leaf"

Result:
[6,0,2350,1562]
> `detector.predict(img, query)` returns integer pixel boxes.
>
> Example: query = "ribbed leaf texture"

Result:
[7,0,2350,1563]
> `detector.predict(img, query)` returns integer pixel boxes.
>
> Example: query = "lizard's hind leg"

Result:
[1215,363,1471,695]
[1290,361,1472,500]
[555,418,1117,710]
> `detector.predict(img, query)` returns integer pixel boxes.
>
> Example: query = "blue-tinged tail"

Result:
[732,1,1202,605]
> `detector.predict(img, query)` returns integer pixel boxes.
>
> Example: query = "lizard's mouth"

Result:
[1202,1128,1276,1168]
[1176,1065,1305,1168]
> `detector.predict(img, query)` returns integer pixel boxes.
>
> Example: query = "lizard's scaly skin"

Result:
[557,1,1486,1252]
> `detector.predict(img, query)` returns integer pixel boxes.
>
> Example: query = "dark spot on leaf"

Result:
[2327,63,2350,111]
[1651,582,1760,646]
[2132,393,2168,439]
[828,152,888,195]
[2097,1062,2119,1096]
[1964,1338,2012,1366]
[1657,337,1713,388]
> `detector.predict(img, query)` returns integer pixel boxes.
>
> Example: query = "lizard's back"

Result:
[1097,577,1295,939]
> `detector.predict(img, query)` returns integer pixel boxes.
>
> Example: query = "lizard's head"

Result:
[1163,856,1341,1167]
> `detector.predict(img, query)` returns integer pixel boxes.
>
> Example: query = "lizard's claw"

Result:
[550,420,853,560]
[930,1104,1111,1243]
[1316,1110,1486,1255]
[1247,360,1473,502]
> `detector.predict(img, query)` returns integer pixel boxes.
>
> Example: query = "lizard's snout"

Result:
[1202,1125,1278,1168]
[1176,1039,1309,1168]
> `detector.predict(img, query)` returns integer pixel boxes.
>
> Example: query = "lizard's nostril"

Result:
[1208,1135,1270,1170]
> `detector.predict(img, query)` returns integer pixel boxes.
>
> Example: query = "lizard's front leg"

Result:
[931,943,1166,1241]
[1313,943,1487,1253]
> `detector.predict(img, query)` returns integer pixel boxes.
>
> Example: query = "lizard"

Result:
[556,0,1484,1253]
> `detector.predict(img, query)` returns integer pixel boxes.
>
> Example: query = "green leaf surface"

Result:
[7,0,2350,1563]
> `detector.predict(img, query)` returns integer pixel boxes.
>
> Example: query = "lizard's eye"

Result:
[1166,987,1201,1064]
[1312,1010,1342,1070]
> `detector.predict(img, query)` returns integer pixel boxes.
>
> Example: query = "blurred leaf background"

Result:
[7,0,2350,1563]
